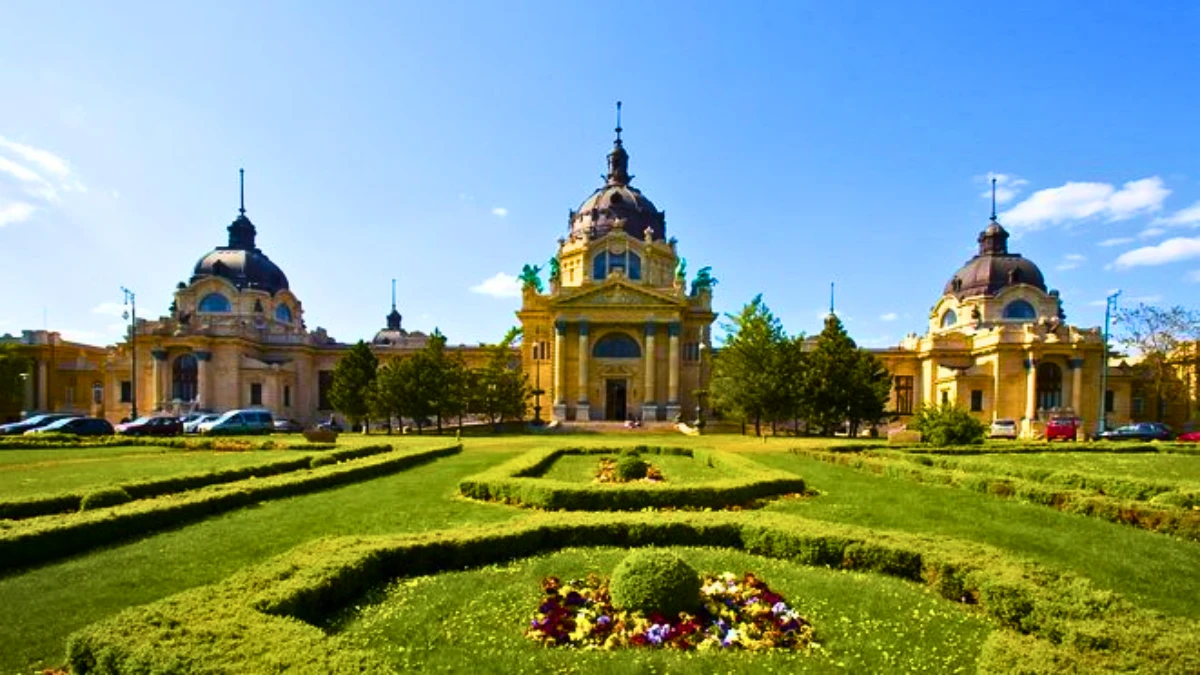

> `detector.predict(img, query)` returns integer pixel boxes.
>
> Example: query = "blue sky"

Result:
[1,2,1197,348]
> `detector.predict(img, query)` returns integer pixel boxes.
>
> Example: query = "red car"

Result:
[115,415,183,437]
[1178,430,1200,442]
[1045,417,1080,441]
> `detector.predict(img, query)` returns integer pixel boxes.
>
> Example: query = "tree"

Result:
[910,402,986,446]
[469,327,529,430]
[709,295,787,436]
[803,314,891,436]
[369,358,406,434]
[329,340,377,432]
[1115,303,1200,422]
[0,345,31,423]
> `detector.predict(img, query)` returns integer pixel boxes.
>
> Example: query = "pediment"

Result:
[551,281,684,309]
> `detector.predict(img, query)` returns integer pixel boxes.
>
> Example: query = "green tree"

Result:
[709,295,787,436]
[803,314,891,436]
[469,327,529,430]
[910,402,986,446]
[330,340,377,432]
[369,358,405,434]
[0,345,31,422]
[1115,303,1200,422]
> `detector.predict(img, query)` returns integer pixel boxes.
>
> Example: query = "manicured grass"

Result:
[752,452,1200,619]
[334,546,992,674]
[946,451,1200,483]
[539,453,731,483]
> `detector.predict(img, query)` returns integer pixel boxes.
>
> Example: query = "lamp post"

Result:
[696,342,709,426]
[1096,290,1120,435]
[121,287,138,420]
[532,328,544,424]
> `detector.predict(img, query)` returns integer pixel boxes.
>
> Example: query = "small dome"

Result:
[944,218,1046,298]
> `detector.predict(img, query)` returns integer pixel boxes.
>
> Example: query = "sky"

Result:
[1,2,1197,349]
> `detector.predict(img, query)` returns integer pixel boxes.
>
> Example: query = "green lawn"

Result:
[538,452,732,483]
[943,451,1200,484]
[1,433,1198,673]
[333,546,992,674]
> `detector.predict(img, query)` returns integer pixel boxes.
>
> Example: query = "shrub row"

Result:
[843,440,1200,456]
[793,447,1200,541]
[0,443,461,574]
[0,444,393,521]
[458,446,806,510]
[0,435,337,451]
[65,512,1200,674]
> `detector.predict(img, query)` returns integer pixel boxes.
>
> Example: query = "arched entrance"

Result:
[593,333,641,421]
[172,353,198,403]
[1036,362,1062,412]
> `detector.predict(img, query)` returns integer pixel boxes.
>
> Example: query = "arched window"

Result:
[172,354,198,402]
[275,304,292,323]
[593,333,641,359]
[593,252,608,280]
[1003,300,1037,320]
[92,381,104,405]
[940,309,957,328]
[1036,362,1063,411]
[628,252,641,280]
[198,292,231,313]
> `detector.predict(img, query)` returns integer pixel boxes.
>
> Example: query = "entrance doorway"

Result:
[605,379,628,421]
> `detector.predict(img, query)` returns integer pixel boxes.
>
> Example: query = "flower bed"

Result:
[595,457,664,483]
[527,571,814,650]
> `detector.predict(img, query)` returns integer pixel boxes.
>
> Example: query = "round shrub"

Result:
[614,455,649,481]
[911,403,986,446]
[610,550,701,617]
[80,487,132,511]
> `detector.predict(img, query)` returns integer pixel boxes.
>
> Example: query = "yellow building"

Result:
[518,117,716,422]
[0,330,109,422]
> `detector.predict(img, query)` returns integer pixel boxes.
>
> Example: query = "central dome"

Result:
[945,219,1046,298]
[190,187,290,295]
[568,113,667,242]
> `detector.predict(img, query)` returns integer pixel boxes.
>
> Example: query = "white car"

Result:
[989,419,1018,440]
[184,413,221,434]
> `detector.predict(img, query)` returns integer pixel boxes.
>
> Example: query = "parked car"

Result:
[0,413,80,436]
[273,417,304,433]
[316,418,343,432]
[197,409,274,436]
[989,419,1018,440]
[1045,417,1080,442]
[25,416,114,436]
[1096,422,1174,442]
[1178,430,1200,442]
[184,413,221,434]
[115,415,184,437]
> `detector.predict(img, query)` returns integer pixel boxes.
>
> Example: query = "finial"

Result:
[615,101,622,142]
[391,278,396,311]
[239,168,246,216]
[830,281,835,315]
[990,177,997,221]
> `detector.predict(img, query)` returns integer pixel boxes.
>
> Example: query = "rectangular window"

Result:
[250,383,263,406]
[1105,390,1114,413]
[284,385,291,408]
[1131,397,1144,416]
[940,390,950,405]
[970,390,984,412]
[318,370,333,410]
[92,383,103,405]
[894,376,914,415]
[120,381,132,403]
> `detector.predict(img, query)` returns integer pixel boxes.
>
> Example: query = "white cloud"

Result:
[1153,201,1200,227]
[58,328,103,344]
[470,272,521,298]
[1113,236,1200,268]
[0,200,35,226]
[1138,226,1165,239]
[92,302,126,317]
[978,172,1029,206]
[1056,253,1086,271]
[879,312,898,322]
[491,207,508,218]
[0,135,70,178]
[1001,177,1169,230]
[1098,236,1135,247]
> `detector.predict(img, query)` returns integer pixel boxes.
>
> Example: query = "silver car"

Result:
[989,419,1018,439]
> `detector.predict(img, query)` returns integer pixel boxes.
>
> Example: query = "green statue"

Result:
[548,257,561,283]
[674,257,687,283]
[519,263,544,293]
[691,266,717,295]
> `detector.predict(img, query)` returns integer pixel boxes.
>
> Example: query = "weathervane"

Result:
[991,177,997,221]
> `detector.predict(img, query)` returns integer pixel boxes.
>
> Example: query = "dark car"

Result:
[115,415,184,437]
[272,417,304,433]
[25,417,114,436]
[0,413,80,436]
[1096,422,1174,442]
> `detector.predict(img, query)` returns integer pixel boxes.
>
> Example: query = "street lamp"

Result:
[532,328,545,424]
[696,342,709,426]
[1096,290,1120,435]
[121,286,138,420]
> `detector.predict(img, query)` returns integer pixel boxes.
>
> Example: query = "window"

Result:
[1003,300,1037,320]
[531,341,549,361]
[592,251,641,281]
[120,381,132,403]
[65,386,75,404]
[284,385,291,408]
[940,310,957,328]
[275,304,292,323]
[318,371,333,410]
[592,333,641,359]
[894,376,914,415]
[628,252,641,280]
[1105,390,1115,413]
[172,354,198,402]
[970,390,984,412]
[198,292,232,313]
[941,390,950,405]
[250,383,263,406]
[593,252,608,280]
[92,382,103,405]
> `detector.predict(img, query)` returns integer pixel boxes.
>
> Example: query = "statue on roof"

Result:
[519,263,544,294]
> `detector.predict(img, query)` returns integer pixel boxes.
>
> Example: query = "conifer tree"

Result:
[330,340,377,432]
[710,295,787,436]
[803,314,891,435]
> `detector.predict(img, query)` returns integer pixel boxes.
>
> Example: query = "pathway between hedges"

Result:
[0,448,528,674]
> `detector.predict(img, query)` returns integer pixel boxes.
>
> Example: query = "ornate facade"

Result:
[517,117,716,422]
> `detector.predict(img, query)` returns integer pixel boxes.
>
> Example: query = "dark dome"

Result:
[571,184,665,241]
[191,213,289,294]
[944,219,1046,298]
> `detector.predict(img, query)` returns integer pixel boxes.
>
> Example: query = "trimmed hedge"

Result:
[0,444,461,574]
[839,440,1200,456]
[458,446,806,510]
[0,444,393,521]
[793,447,1200,541]
[65,512,1200,674]
[79,487,132,511]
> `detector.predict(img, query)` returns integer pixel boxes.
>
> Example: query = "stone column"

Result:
[576,322,590,421]
[641,322,658,421]
[36,360,47,411]
[924,358,939,406]
[1070,357,1084,437]
[1023,355,1037,438]
[23,362,35,413]
[992,355,1002,421]
[666,322,681,420]
[151,349,168,411]
[194,351,211,411]
[552,320,566,420]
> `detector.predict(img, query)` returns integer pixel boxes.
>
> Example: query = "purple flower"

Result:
[597,615,612,627]
[646,623,671,645]
[771,601,789,616]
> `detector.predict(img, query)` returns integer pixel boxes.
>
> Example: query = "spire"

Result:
[391,278,397,311]
[386,278,402,331]
[990,177,997,221]
[239,168,246,216]
[606,100,631,186]
[227,167,257,249]
[830,281,835,315]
